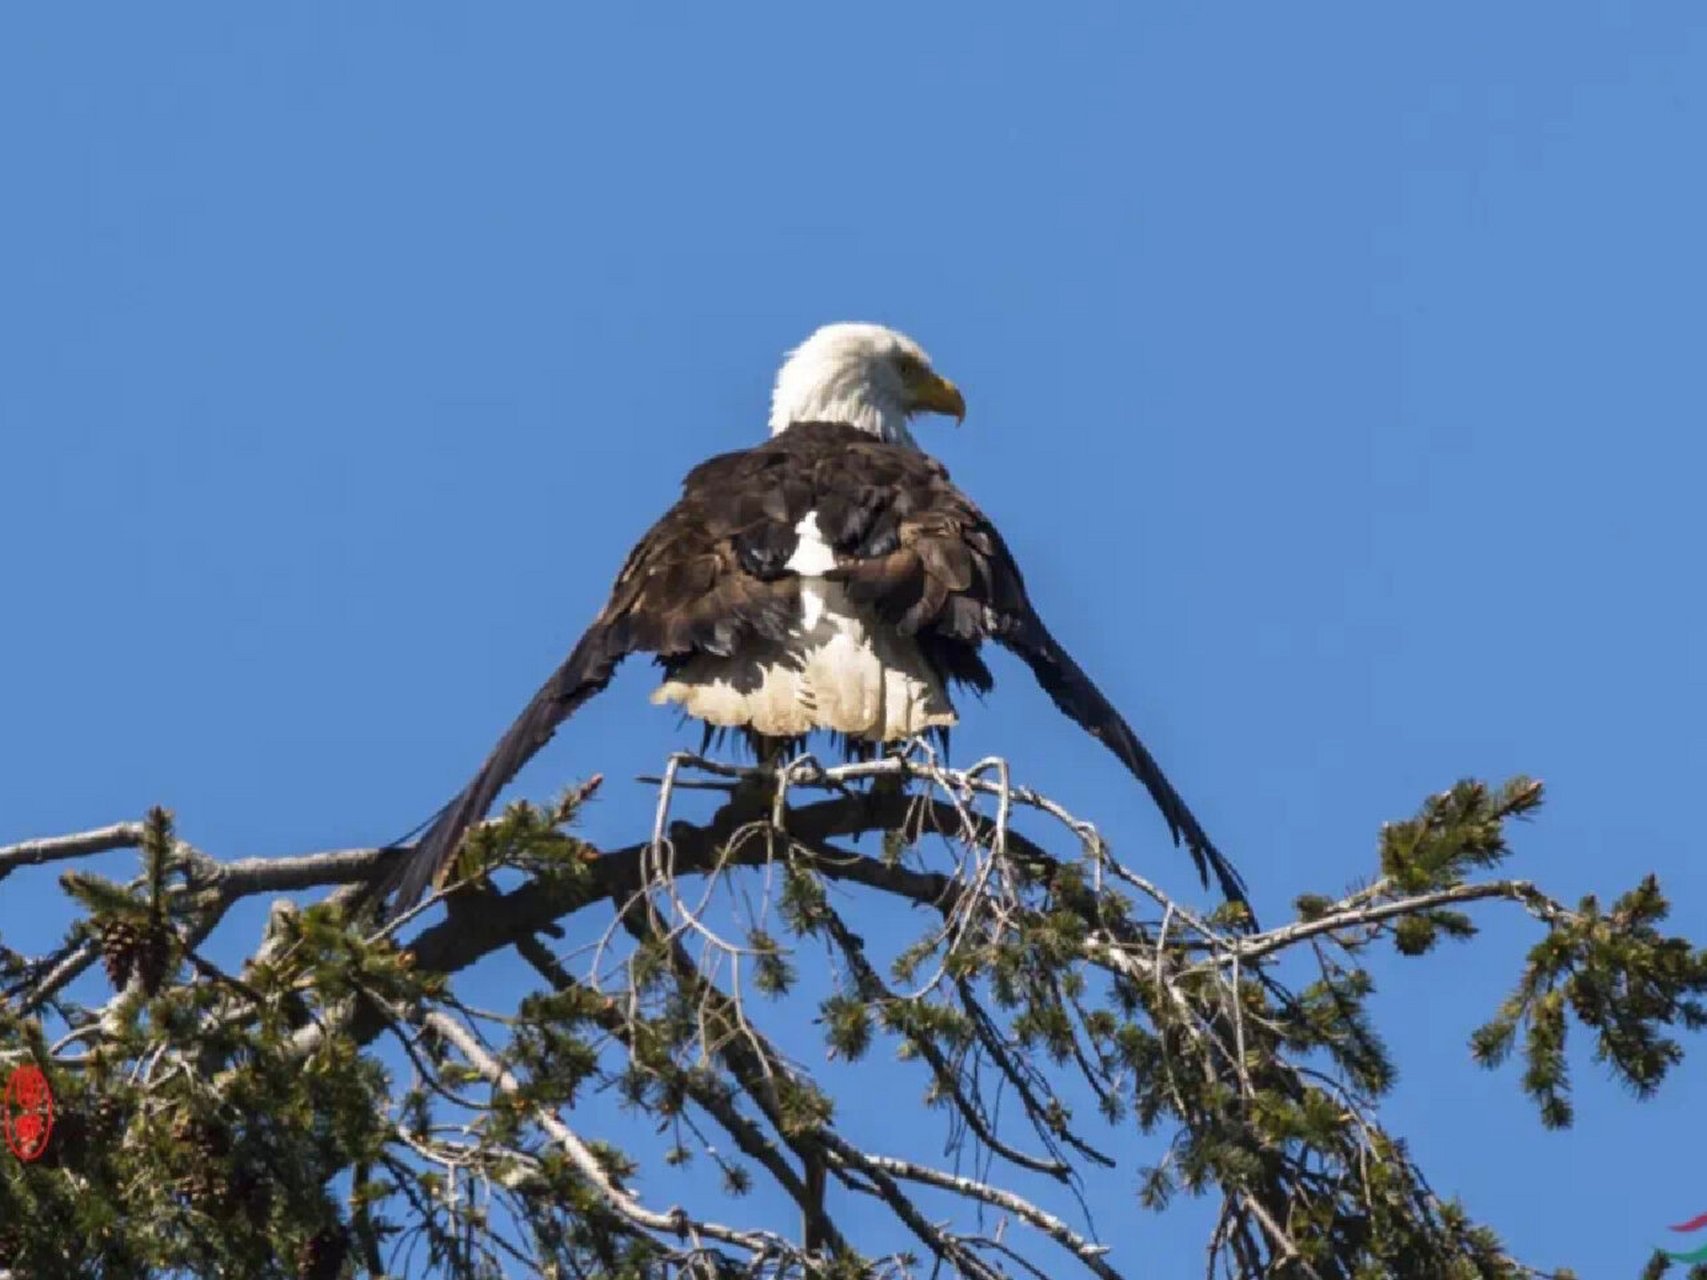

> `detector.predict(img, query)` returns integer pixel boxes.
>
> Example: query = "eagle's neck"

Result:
[768,367,915,447]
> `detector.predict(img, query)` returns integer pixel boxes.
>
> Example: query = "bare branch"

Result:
[819,1135,1122,1280]
[421,1008,796,1262]
[0,821,146,880]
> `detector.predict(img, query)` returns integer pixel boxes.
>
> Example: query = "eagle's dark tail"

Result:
[376,626,625,916]
[996,613,1249,913]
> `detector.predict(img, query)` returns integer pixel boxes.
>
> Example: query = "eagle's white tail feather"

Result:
[651,580,956,740]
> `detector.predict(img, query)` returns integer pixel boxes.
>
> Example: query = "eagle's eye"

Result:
[893,352,928,384]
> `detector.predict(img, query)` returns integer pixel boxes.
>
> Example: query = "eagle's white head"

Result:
[768,322,966,448]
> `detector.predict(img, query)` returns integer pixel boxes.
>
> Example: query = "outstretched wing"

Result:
[997,605,1248,906]
[378,624,627,911]
[380,443,811,913]
[826,447,1248,907]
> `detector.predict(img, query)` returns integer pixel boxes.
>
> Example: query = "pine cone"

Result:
[96,915,176,993]
[97,917,144,989]
[134,919,174,995]
[297,1226,350,1280]
[171,1112,234,1208]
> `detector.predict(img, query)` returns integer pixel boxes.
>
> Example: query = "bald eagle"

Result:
[383,323,1245,911]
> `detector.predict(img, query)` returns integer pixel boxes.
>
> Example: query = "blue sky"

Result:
[3,5,1706,1274]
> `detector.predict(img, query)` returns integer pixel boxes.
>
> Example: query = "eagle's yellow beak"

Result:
[911,372,967,424]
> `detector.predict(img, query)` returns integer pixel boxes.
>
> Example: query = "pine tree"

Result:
[2,765,1703,1278]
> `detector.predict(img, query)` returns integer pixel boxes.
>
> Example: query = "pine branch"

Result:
[0,757,1683,1278]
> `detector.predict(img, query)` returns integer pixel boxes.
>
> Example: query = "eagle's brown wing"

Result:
[827,441,1248,907]
[379,441,811,911]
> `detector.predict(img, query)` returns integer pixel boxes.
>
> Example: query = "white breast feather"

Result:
[789,512,837,629]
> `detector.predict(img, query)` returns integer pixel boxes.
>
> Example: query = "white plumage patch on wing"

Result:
[651,508,957,740]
